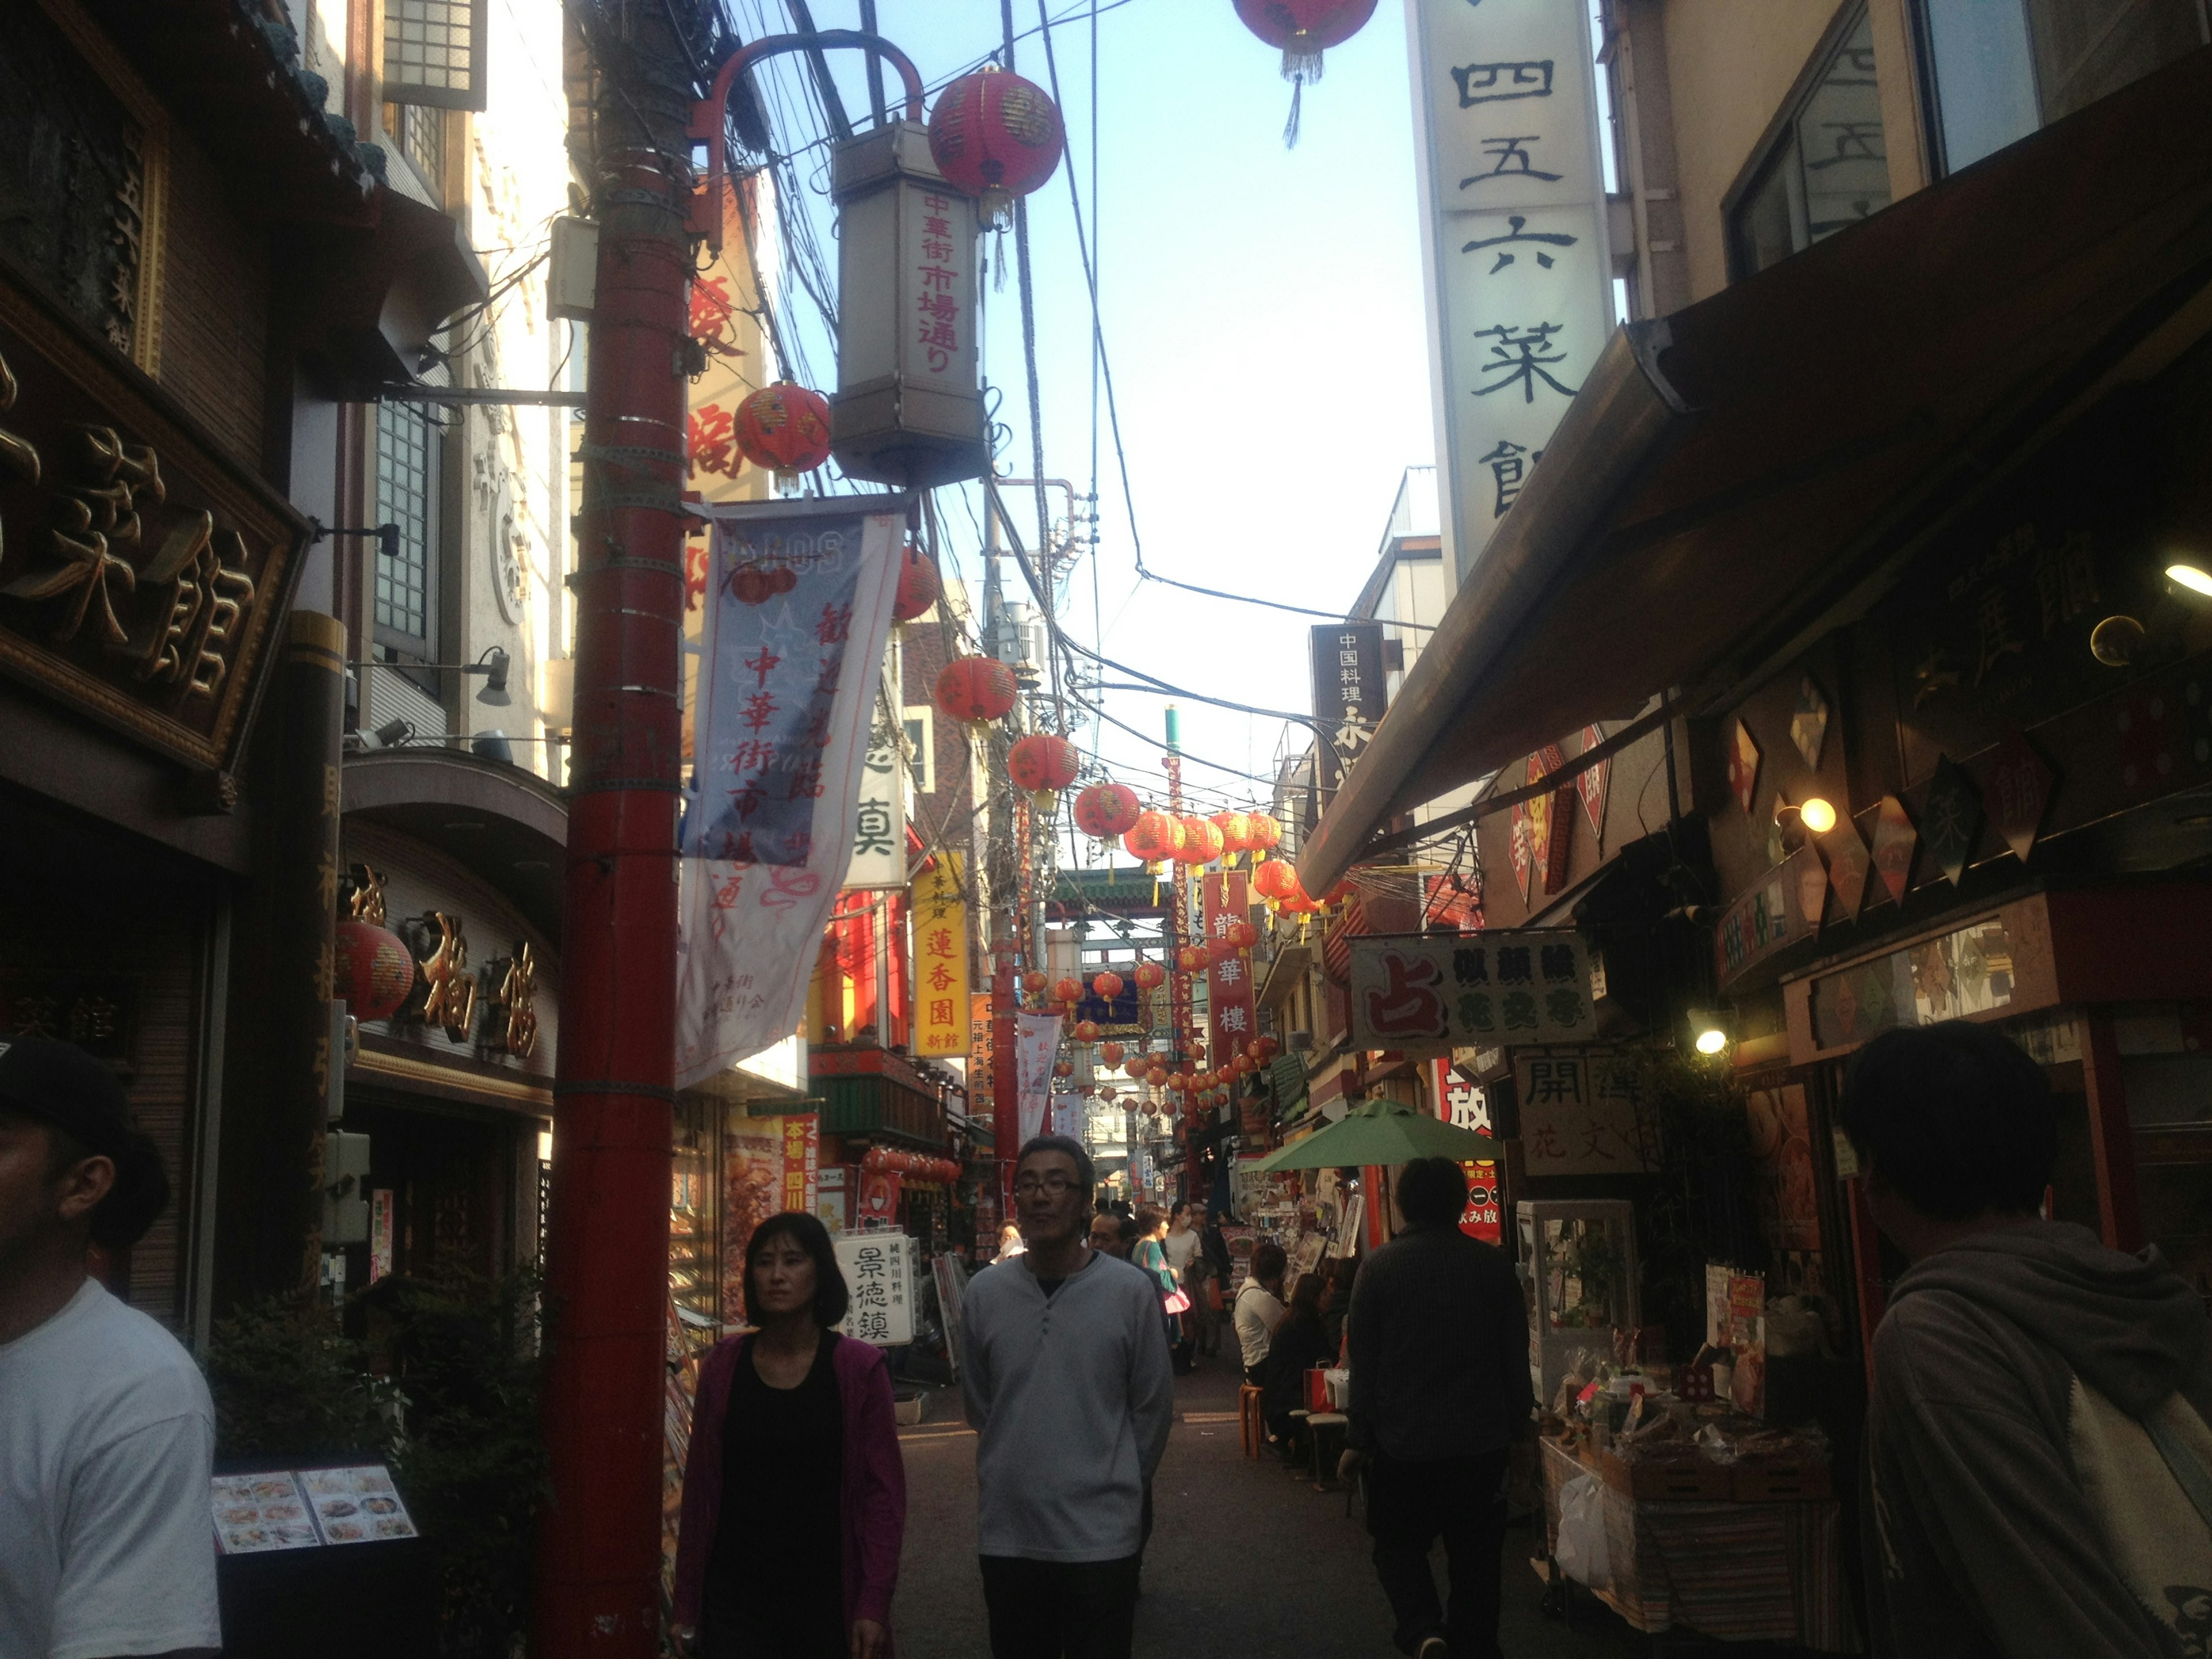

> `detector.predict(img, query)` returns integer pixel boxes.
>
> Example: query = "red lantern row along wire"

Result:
[860,1146,961,1184]
[1233,0,1379,146]
[1073,781,1142,841]
[734,382,832,487]
[893,541,940,623]
[1009,733,1080,808]
[928,66,1066,230]
[934,654,1018,729]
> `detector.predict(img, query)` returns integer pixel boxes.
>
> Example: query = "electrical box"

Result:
[327,1000,355,1123]
[829,122,988,488]
[546,215,599,321]
[323,1131,373,1246]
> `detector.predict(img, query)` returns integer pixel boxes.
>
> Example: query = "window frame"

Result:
[372,399,441,672]
[1721,0,1887,285]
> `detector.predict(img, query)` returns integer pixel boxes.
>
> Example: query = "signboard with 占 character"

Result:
[1348,930,1597,1054]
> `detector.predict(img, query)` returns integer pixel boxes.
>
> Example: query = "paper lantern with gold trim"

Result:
[1132,960,1166,991]
[1073,781,1142,841]
[734,382,832,486]
[934,654,1018,727]
[928,66,1066,229]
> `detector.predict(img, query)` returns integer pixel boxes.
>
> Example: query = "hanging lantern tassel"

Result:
[1282,54,1317,149]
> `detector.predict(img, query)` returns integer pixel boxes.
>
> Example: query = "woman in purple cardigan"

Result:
[673,1213,907,1658]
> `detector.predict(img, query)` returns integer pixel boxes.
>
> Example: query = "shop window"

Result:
[373,400,439,660]
[381,0,488,113]
[902,706,936,796]
[1726,6,1893,281]
[1914,0,2206,176]
[390,101,446,202]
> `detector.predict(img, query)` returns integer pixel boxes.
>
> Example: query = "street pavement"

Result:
[889,1355,1655,1658]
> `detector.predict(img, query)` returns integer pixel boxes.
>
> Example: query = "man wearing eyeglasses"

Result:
[959,1135,1175,1659]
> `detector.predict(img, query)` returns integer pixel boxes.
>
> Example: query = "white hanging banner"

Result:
[1050,1090,1085,1142]
[843,655,907,891]
[1014,1012,1062,1147]
[676,495,907,1087]
[1408,0,1615,586]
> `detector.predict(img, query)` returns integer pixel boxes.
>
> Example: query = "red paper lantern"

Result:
[1233,0,1378,75]
[1175,815,1224,866]
[1009,733,1080,800]
[1323,878,1355,907]
[1176,944,1208,974]
[935,654,1018,726]
[1100,1041,1125,1065]
[1226,919,1258,953]
[1022,969,1048,995]
[1207,935,1238,967]
[1073,782,1143,840]
[1210,810,1253,857]
[1253,858,1300,903]
[734,382,832,484]
[928,66,1066,228]
[1074,1018,1101,1043]
[893,542,940,623]
[1257,1033,1281,1059]
[1248,812,1283,856]
[335,918,415,1022]
[1132,960,1165,991]
[1145,1065,1168,1087]
[1052,976,1083,1006]
[1122,810,1181,865]
[1091,969,1124,1001]
[1233,1054,1256,1077]
[1053,1058,1074,1078]
[1168,1071,1190,1092]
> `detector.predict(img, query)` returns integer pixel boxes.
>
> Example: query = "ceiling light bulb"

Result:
[2167,561,2212,598]
[1798,797,1838,835]
[1695,1027,1729,1056]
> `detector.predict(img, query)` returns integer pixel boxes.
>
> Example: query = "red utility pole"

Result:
[535,31,932,1657]
[533,26,691,1658]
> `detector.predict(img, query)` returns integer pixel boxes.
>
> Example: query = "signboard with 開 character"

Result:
[835,1231,915,1346]
[911,852,969,1059]
[1347,930,1597,1053]
[1514,1051,1650,1176]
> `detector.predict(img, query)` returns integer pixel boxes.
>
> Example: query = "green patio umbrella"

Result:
[1255,1097,1499,1171]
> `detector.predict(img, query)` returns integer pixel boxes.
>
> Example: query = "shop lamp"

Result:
[1797,797,1838,835]
[1688,1009,1732,1056]
[2166,559,2212,600]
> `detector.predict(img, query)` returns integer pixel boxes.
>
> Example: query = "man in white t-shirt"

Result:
[0,1036,220,1659]
[1233,1240,1289,1386]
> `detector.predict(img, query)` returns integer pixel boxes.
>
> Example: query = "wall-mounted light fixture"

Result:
[1687,1007,1733,1057]
[1773,795,1839,849]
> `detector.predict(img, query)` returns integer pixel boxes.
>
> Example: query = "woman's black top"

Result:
[703,1329,846,1659]
[1263,1313,1334,1426]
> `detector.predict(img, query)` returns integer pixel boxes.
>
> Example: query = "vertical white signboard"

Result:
[1407,0,1615,586]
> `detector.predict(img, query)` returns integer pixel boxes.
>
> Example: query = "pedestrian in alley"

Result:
[1262,1267,1333,1452]
[673,1212,906,1659]
[1339,1157,1532,1659]
[959,1135,1175,1659]
[1162,1201,1201,1372]
[1841,1021,2212,1659]
[0,1037,218,1659]
[1131,1204,1187,1366]
[997,1221,1026,1261]
[1234,1239,1289,1385]
[1089,1211,1129,1259]
[1185,1199,1230,1365]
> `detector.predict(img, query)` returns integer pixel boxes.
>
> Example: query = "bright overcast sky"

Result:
[740,0,1437,833]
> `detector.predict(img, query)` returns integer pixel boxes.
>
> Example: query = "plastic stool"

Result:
[1238,1384,1266,1458]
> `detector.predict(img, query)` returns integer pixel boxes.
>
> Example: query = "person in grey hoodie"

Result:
[959,1135,1174,1659]
[1840,1020,2212,1659]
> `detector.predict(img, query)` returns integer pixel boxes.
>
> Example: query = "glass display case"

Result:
[1516,1199,1639,1406]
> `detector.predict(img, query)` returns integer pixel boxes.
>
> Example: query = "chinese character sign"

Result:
[911,853,970,1059]
[968,991,994,1116]
[1514,1052,1649,1175]
[780,1112,820,1217]
[1408,0,1615,584]
[835,1232,915,1346]
[1348,931,1596,1052]
[675,498,906,1088]
[1203,871,1258,1065]
[1460,1158,1503,1243]
[844,696,907,891]
[1309,622,1386,787]
[1014,1012,1060,1146]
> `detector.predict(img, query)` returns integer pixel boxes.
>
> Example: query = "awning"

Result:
[1301,47,2212,896]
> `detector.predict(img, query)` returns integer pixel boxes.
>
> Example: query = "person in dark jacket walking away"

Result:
[673,1212,907,1659]
[1840,1021,2212,1659]
[1338,1157,1532,1659]
[959,1136,1175,1659]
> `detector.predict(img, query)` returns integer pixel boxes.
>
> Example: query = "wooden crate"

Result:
[1730,1460,1832,1502]
[1594,1449,1734,1502]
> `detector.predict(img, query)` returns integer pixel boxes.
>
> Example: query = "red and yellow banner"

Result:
[912,853,969,1058]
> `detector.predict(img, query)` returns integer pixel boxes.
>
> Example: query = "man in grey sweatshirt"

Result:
[1840,1021,2212,1659]
[959,1134,1175,1659]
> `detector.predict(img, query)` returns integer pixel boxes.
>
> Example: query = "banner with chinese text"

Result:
[722,1116,820,1307]
[1349,931,1597,1053]
[1513,1051,1649,1175]
[911,853,969,1058]
[1408,0,1616,584]
[1202,872,1257,1063]
[676,498,906,1086]
[1014,1012,1060,1146]
[968,991,994,1122]
[842,703,907,889]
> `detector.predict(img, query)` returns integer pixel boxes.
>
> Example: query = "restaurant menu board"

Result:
[211,1472,319,1555]
[212,1465,418,1554]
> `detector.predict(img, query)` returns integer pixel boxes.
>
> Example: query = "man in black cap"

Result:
[0,1036,220,1659]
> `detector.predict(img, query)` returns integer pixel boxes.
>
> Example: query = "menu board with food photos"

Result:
[212,1465,418,1552]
